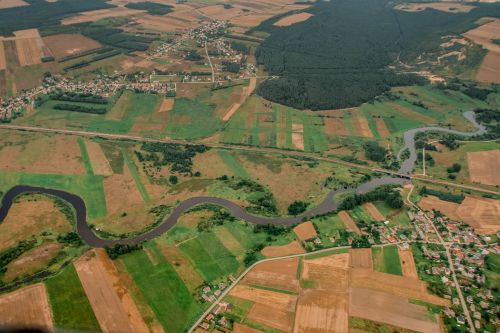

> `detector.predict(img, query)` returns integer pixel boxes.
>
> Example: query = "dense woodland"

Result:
[0,0,114,36]
[124,2,173,15]
[254,0,500,110]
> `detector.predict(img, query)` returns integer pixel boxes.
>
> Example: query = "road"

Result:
[406,185,476,333]
[1,123,499,196]
[205,41,216,83]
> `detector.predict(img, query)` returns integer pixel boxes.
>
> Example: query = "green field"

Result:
[77,138,94,176]
[122,149,150,203]
[218,150,250,178]
[45,265,100,331]
[179,233,240,281]
[122,243,203,332]
[372,245,403,276]
[0,171,107,219]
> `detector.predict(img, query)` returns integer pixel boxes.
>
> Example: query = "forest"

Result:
[254,0,500,110]
[0,0,114,36]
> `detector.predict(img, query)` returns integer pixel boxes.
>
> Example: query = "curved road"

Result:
[0,112,487,247]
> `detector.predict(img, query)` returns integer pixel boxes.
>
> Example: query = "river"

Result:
[0,112,487,247]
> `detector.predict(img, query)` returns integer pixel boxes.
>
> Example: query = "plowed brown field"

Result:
[350,248,373,269]
[261,240,304,257]
[293,221,317,240]
[467,150,500,186]
[243,257,300,292]
[363,202,385,221]
[399,249,418,279]
[338,211,362,235]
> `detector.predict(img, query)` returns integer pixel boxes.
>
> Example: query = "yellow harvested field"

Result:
[353,115,373,138]
[86,140,113,176]
[467,150,500,185]
[43,33,101,59]
[350,268,449,306]
[399,249,418,279]
[158,98,175,113]
[0,283,53,331]
[13,28,40,38]
[247,303,294,332]
[15,37,45,66]
[395,2,474,13]
[302,253,350,290]
[0,0,28,9]
[338,211,362,235]
[350,287,440,333]
[75,250,146,333]
[420,195,500,234]
[0,41,6,70]
[375,118,390,137]
[457,196,500,234]
[419,195,461,221]
[244,257,300,292]
[229,14,275,29]
[350,248,373,269]
[293,221,317,240]
[363,202,385,221]
[229,285,297,312]
[274,12,313,26]
[261,240,304,257]
[199,5,248,20]
[294,290,348,333]
[0,195,71,251]
[464,19,500,83]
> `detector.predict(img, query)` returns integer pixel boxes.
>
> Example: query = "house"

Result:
[456,315,466,325]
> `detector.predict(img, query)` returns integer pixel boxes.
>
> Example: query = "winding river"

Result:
[0,111,487,247]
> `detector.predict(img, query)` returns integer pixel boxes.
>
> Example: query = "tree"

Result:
[287,201,308,215]
[169,175,178,184]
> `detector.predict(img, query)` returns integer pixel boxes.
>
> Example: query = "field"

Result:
[372,245,403,276]
[0,0,28,9]
[399,249,418,279]
[338,211,362,235]
[463,18,500,83]
[293,221,317,241]
[261,240,304,257]
[226,248,446,333]
[45,265,100,331]
[0,283,53,331]
[395,2,475,13]
[419,195,500,234]
[43,34,101,60]
[467,149,500,186]
[274,12,314,27]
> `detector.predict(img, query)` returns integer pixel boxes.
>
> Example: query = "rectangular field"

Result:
[467,150,500,186]
[372,245,403,276]
[43,33,101,60]
[338,211,362,235]
[0,283,53,331]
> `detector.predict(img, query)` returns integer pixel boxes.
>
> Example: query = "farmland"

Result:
[222,249,446,333]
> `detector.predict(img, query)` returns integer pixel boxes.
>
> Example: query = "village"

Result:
[0,19,255,122]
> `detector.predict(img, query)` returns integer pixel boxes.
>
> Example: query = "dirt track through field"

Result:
[223,78,257,122]
[74,250,142,333]
[0,283,53,331]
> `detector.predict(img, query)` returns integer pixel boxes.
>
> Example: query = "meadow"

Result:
[372,245,403,276]
[45,264,100,331]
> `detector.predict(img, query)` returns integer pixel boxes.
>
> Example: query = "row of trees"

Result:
[53,103,107,114]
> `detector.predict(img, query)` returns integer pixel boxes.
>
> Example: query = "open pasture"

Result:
[0,283,53,331]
